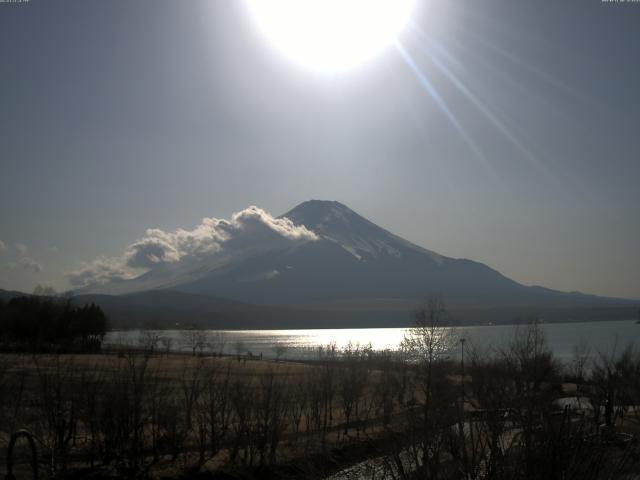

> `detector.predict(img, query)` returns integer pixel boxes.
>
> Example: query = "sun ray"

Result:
[415,37,554,180]
[441,12,601,110]
[395,40,492,172]
[401,24,617,217]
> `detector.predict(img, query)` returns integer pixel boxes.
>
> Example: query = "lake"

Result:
[105,319,640,362]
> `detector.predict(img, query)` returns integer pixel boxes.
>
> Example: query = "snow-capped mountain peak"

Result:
[71,200,628,316]
[281,200,443,263]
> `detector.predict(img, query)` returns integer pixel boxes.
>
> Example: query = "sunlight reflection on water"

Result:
[105,320,640,361]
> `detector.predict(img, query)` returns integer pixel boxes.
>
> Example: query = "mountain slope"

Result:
[175,201,617,308]
[77,200,634,316]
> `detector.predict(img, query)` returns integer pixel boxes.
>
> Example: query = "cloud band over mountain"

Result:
[66,206,317,288]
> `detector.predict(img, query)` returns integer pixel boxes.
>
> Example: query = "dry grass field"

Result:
[1,323,640,479]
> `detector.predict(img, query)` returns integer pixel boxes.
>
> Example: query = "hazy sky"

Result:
[1,0,639,299]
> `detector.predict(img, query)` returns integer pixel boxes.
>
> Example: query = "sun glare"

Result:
[245,0,416,72]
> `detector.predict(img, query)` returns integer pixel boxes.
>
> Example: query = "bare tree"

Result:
[182,330,208,356]
[569,339,591,383]
[401,295,458,365]
[138,330,160,354]
[255,368,289,465]
[273,343,287,361]
[77,361,107,468]
[160,335,173,355]
[338,342,369,436]
[32,356,81,474]
[590,343,639,430]
[288,376,307,441]
[0,356,28,446]
[373,351,398,429]
[201,361,233,459]
[499,322,561,479]
[234,340,245,359]
[398,295,459,478]
[210,330,227,356]
[229,377,255,465]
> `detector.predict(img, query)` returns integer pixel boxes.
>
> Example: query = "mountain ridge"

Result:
[71,200,635,320]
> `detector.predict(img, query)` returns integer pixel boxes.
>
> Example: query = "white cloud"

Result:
[66,206,317,288]
[124,229,187,269]
[47,246,59,254]
[15,243,27,255]
[0,240,6,253]
[66,256,133,288]
[19,257,42,273]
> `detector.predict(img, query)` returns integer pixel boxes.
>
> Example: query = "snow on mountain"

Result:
[280,200,444,264]
[74,200,627,311]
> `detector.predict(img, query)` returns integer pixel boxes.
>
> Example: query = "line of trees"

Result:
[1,297,639,479]
[0,296,108,352]
[378,297,640,480]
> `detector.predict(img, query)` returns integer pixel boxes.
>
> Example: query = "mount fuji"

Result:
[74,200,634,327]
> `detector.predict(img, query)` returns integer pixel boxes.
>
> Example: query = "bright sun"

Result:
[245,0,416,72]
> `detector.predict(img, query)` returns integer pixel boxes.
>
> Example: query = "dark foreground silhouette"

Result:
[0,296,108,353]
[1,312,639,479]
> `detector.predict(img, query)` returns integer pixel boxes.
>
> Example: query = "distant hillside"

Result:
[73,290,344,330]
[1,289,637,330]
[0,289,31,302]
[71,291,640,329]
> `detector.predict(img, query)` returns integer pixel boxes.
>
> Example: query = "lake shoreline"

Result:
[105,319,640,362]
[105,316,638,333]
